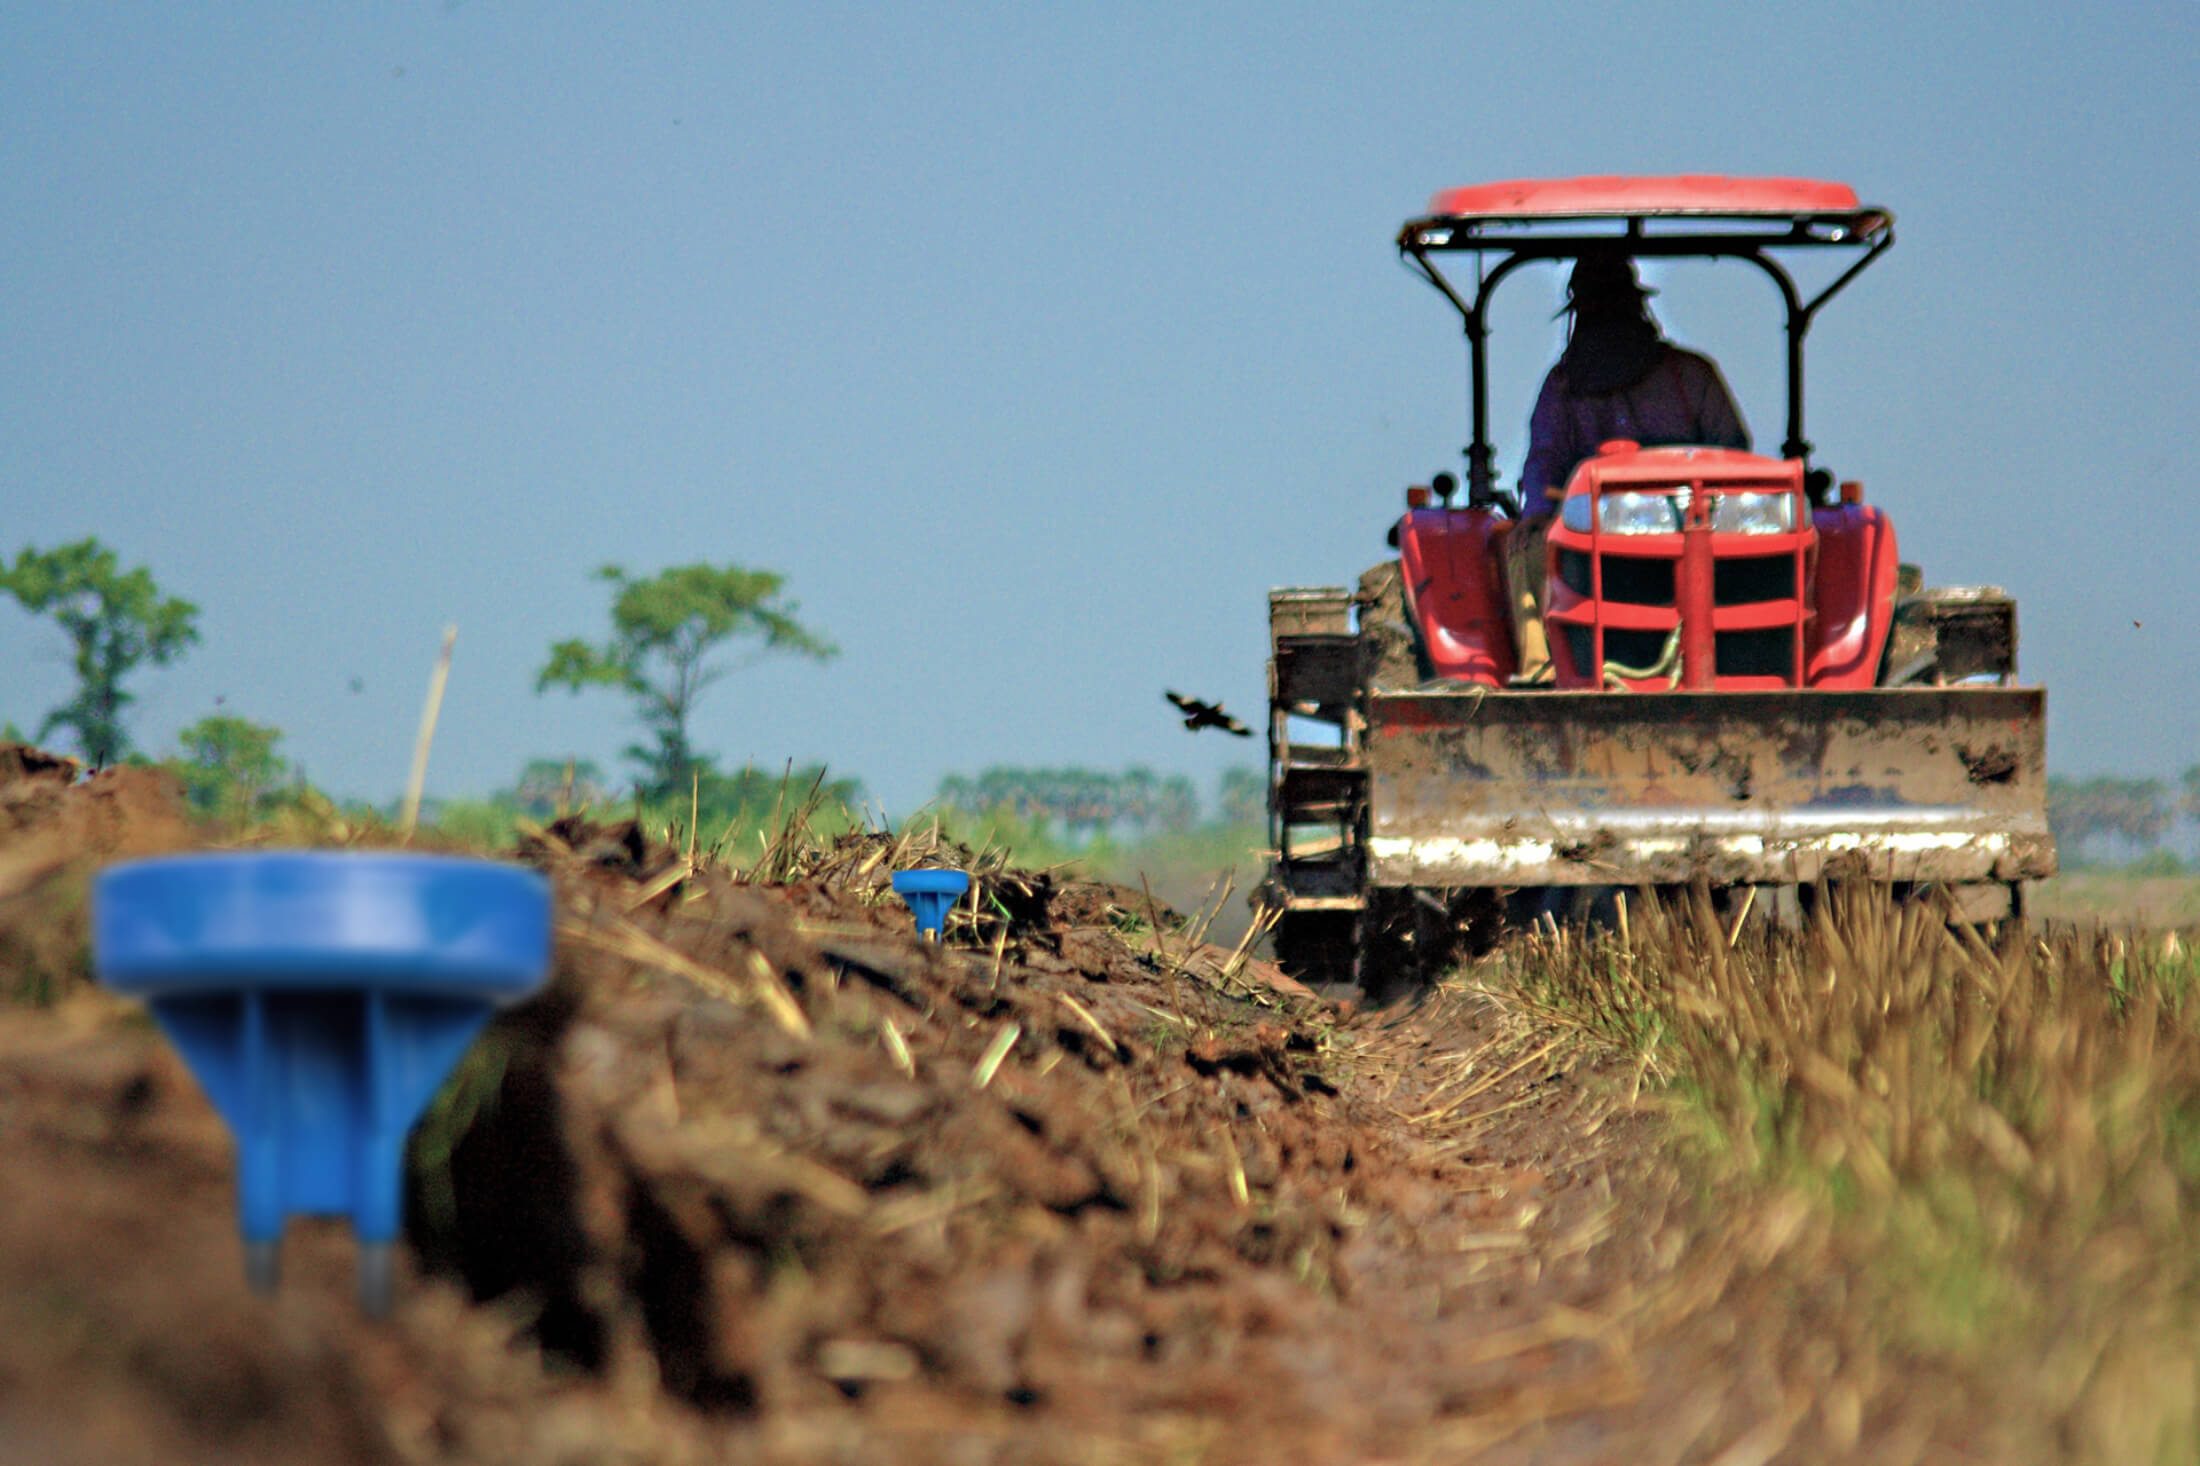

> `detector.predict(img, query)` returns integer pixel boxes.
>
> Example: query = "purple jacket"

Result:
[1518,346,1750,513]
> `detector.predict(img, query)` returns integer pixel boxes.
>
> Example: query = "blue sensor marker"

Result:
[890,869,971,941]
[93,853,551,1315]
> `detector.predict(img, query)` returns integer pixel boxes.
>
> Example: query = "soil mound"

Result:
[403,817,1389,1458]
[0,742,195,1004]
[0,794,1649,1464]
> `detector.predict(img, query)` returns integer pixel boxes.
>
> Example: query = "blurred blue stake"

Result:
[891,869,971,941]
[93,853,551,1317]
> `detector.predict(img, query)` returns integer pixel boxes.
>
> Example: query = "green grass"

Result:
[2034,868,2200,927]
[902,808,1265,919]
[415,797,522,851]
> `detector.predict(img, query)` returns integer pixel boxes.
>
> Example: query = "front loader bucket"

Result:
[1364,687,2054,888]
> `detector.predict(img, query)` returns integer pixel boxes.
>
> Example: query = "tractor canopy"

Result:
[1398,175,1894,505]
[1408,175,1888,235]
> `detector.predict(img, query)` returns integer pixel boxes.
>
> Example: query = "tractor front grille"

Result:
[1565,626,1675,679]
[1546,475,1812,689]
[1559,549,1675,606]
[1716,629,1796,678]
[1713,554,1795,606]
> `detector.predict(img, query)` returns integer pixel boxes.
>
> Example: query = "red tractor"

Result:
[1263,176,2054,986]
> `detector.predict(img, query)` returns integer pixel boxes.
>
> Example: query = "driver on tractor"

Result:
[1505,251,1750,683]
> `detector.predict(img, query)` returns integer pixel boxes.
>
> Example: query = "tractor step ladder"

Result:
[1267,588,1368,914]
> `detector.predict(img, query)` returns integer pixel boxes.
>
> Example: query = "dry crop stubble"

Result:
[1471,884,2200,1462]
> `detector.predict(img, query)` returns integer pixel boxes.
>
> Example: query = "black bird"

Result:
[1165,690,1253,737]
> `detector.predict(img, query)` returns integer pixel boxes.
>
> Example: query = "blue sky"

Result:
[4,3,2196,813]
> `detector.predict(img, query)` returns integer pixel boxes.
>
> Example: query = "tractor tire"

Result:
[1270,908,1359,995]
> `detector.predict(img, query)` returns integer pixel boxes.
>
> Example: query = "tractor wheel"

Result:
[1357,890,1439,1005]
[1359,888,1505,1003]
[1271,909,1358,994]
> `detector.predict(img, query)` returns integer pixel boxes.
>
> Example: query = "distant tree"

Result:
[940,767,1066,830]
[2047,775,2170,862]
[1217,766,1265,827]
[536,563,836,800]
[2182,765,2200,826]
[936,773,978,814]
[0,538,199,766]
[170,713,288,820]
[1109,767,1199,834]
[505,757,613,817]
[972,767,1048,821]
[1117,767,1158,828]
[1056,767,1118,840]
[692,762,863,827]
[1153,773,1199,834]
[936,764,1203,839]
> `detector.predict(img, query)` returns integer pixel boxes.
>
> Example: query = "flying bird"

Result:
[1165,690,1253,737]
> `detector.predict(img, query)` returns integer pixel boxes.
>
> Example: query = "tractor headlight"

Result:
[1708,491,1796,535]
[1597,490,1687,535]
[1560,493,1593,533]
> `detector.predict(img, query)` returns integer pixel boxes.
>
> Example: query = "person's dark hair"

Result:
[1564,252,1655,321]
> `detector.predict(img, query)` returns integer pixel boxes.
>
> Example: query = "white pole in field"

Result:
[399,625,458,841]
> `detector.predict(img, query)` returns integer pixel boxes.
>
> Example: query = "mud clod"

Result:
[1958,742,2021,784]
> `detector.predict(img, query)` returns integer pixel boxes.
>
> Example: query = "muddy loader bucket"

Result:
[1364,687,2054,891]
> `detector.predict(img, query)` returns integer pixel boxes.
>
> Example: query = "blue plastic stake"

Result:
[93,852,551,1316]
[891,869,971,941]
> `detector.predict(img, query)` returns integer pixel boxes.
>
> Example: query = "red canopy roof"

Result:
[1426,175,1864,221]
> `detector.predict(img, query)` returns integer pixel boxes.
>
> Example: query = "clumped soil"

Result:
[0,745,1883,1463]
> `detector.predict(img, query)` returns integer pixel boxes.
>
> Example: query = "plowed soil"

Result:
[0,748,1801,1464]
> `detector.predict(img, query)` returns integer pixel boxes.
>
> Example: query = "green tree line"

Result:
[2047,772,2200,868]
[936,765,1263,840]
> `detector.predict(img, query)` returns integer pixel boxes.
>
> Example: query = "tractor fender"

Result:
[1808,503,1899,687]
[1395,508,1515,686]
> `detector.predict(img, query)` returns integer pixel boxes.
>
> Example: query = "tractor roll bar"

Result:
[1399,216,1894,510]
